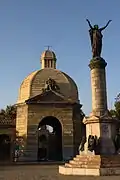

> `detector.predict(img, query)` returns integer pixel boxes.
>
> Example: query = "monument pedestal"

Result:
[83,113,117,155]
[59,57,120,176]
[59,113,120,176]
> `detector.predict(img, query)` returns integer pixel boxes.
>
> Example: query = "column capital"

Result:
[89,57,107,70]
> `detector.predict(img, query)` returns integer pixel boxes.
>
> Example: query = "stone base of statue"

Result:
[59,113,120,176]
[59,154,120,176]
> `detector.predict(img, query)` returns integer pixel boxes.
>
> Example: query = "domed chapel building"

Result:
[16,49,84,161]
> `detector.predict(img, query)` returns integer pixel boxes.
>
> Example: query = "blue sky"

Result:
[0,0,119,115]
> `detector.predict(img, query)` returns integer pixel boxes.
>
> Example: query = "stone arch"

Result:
[38,113,64,134]
[37,116,63,161]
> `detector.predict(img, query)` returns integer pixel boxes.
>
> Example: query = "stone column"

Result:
[83,57,118,155]
[89,57,107,116]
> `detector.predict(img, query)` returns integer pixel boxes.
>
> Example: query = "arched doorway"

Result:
[37,116,62,161]
[0,134,11,161]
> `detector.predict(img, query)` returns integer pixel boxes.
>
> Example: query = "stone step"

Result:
[66,162,120,169]
[102,161,120,164]
[69,158,120,164]
[73,157,93,162]
[76,155,120,159]
[65,163,100,169]
[75,156,100,162]
[73,157,91,161]
[101,160,120,164]
[75,158,118,162]
[65,163,72,167]
[69,160,101,166]
[104,156,120,160]
[73,157,81,161]
[70,160,97,165]
[102,164,120,168]
[70,160,87,165]
[79,161,100,165]
[73,157,100,163]
[76,155,91,159]
[102,162,120,165]
[69,160,80,165]
[76,155,120,164]
[76,154,98,157]
[68,161,120,169]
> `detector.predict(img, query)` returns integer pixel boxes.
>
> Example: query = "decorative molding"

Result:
[25,90,78,105]
[83,114,119,125]
[89,57,107,70]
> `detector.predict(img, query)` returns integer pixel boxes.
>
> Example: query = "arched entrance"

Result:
[0,134,11,161]
[37,116,62,161]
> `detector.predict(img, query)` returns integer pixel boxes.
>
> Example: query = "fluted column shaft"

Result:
[89,58,107,116]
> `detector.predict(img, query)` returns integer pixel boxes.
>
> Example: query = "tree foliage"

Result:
[0,105,16,122]
[110,93,120,119]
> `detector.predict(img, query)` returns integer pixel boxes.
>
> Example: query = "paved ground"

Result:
[0,165,120,180]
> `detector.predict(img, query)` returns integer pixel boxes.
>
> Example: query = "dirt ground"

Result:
[0,165,120,180]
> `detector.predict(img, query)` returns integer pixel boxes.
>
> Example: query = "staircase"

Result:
[64,154,120,169]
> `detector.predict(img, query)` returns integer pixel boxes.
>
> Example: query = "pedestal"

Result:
[83,113,117,155]
[59,113,120,176]
[59,57,120,176]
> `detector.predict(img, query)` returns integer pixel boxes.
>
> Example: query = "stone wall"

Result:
[16,104,28,137]
[16,102,83,161]
[72,104,84,155]
[26,104,74,161]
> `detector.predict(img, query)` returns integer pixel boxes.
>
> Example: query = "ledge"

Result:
[89,57,107,70]
[83,114,119,125]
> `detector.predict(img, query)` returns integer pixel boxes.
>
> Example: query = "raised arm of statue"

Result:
[86,19,93,29]
[100,20,112,31]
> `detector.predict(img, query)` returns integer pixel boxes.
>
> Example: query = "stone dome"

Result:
[17,68,79,104]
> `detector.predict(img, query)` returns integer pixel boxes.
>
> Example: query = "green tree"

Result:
[0,105,16,122]
[110,93,120,119]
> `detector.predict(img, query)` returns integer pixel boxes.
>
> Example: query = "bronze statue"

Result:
[88,135,95,152]
[88,135,99,152]
[79,136,86,152]
[94,135,100,154]
[86,19,112,58]
[114,129,120,153]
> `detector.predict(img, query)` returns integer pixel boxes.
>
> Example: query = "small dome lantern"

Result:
[40,47,57,69]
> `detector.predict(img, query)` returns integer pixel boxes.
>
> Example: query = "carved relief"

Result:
[114,129,120,154]
[79,136,86,152]
[42,78,60,92]
[87,135,100,154]
[102,124,109,135]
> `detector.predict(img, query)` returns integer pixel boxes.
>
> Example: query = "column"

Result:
[89,57,107,116]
